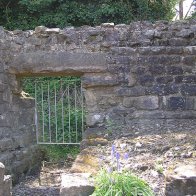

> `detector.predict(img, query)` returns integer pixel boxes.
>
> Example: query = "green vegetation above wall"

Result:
[0,0,178,30]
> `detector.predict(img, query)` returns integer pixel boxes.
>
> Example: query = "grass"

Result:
[40,144,80,162]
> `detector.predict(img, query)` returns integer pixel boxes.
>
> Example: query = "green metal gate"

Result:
[34,78,84,144]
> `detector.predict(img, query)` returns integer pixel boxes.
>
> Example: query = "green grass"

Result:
[40,144,80,162]
[92,169,154,196]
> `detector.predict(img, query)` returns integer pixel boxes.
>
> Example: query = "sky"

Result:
[175,0,195,19]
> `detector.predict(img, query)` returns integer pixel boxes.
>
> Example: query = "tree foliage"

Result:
[0,0,178,30]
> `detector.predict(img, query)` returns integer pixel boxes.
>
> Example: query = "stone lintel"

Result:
[8,52,107,76]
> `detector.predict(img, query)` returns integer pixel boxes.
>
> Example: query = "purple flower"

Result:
[112,144,116,154]
[124,153,129,160]
[116,152,120,160]
[107,167,113,173]
[116,152,120,172]
[111,144,116,161]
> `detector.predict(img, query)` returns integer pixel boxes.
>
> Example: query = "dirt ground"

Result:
[13,129,196,196]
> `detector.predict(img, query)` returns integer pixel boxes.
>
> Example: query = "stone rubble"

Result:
[0,162,12,196]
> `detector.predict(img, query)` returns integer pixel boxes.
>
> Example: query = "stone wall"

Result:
[0,162,12,196]
[0,20,196,181]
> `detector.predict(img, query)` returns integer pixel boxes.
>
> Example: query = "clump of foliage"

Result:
[92,144,154,196]
[0,0,178,30]
[92,169,154,196]
[41,144,80,162]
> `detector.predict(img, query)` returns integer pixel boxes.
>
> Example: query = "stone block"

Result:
[165,164,196,196]
[146,84,178,95]
[167,66,183,75]
[10,52,107,75]
[117,87,145,97]
[183,75,196,83]
[2,175,12,196]
[86,113,105,127]
[135,96,159,110]
[60,173,94,196]
[182,56,196,66]
[13,96,35,108]
[123,97,135,107]
[34,26,47,34]
[169,38,187,46]
[0,162,5,183]
[0,162,12,196]
[80,138,108,149]
[123,96,159,110]
[138,55,181,66]
[0,128,12,139]
[156,76,173,84]
[98,95,120,109]
[174,76,183,83]
[70,148,100,174]
[184,46,196,55]
[166,47,183,54]
[18,109,34,125]
[0,103,10,115]
[116,56,130,65]
[127,73,136,87]
[0,113,13,127]
[139,46,165,55]
[0,138,14,152]
[133,66,147,75]
[83,127,107,139]
[181,84,196,96]
[138,75,154,86]
[149,65,166,75]
[84,90,97,108]
[82,74,119,88]
[176,29,194,38]
[167,97,185,110]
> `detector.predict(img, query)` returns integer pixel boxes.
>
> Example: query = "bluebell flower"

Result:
[111,144,116,161]
[116,152,120,160]
[107,167,113,173]
[111,144,116,154]
[124,153,129,160]
[116,152,120,172]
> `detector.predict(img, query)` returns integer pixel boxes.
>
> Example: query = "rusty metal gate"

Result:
[34,78,84,144]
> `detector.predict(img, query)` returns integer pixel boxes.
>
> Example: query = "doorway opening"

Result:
[22,76,85,145]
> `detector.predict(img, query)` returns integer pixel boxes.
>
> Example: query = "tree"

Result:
[0,0,179,30]
[179,0,184,19]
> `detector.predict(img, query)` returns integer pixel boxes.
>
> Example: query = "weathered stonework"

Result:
[0,20,196,182]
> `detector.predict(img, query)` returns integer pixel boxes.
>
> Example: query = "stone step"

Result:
[60,173,94,196]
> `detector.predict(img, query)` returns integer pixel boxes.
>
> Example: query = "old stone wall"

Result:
[0,20,196,181]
